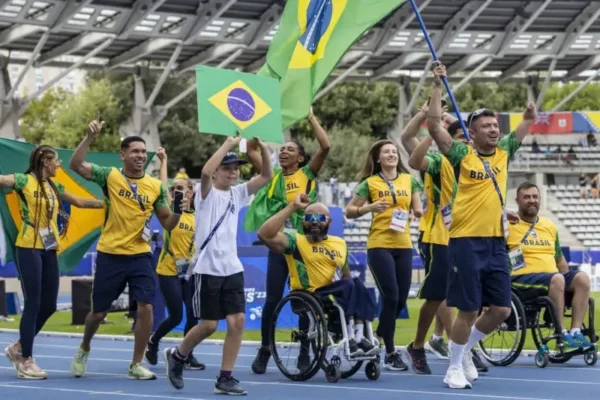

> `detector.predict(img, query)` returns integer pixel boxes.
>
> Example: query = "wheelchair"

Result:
[477,288,599,368]
[268,290,381,383]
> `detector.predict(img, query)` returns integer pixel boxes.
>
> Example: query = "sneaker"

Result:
[462,350,478,382]
[357,338,379,355]
[71,348,90,378]
[561,332,581,351]
[129,363,157,380]
[471,349,488,373]
[384,351,408,371]
[145,342,158,366]
[348,339,364,356]
[296,352,311,372]
[184,354,206,370]
[443,365,472,389]
[407,343,431,375]
[251,346,270,374]
[4,341,22,370]
[573,332,593,350]
[215,376,247,395]
[163,348,184,390]
[17,358,47,380]
[425,337,449,360]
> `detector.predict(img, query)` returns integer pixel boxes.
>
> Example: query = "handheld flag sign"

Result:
[196,66,283,144]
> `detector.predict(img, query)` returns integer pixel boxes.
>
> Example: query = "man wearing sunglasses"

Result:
[258,193,378,363]
[427,62,536,389]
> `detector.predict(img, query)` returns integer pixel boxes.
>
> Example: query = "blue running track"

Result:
[0,330,599,400]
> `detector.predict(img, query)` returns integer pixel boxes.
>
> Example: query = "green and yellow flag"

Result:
[0,139,154,273]
[260,0,406,129]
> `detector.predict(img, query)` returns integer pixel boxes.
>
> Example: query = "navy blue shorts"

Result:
[446,237,511,311]
[511,270,581,293]
[92,251,156,313]
[316,278,376,322]
[418,235,451,301]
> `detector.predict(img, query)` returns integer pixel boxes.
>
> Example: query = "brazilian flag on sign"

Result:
[196,66,284,144]
[260,0,406,130]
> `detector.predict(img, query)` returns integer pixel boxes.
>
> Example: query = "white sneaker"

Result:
[462,350,478,382]
[443,365,472,389]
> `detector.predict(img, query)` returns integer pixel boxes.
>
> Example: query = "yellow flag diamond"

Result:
[208,80,273,130]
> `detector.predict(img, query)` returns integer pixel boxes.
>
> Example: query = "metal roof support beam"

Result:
[373,0,491,80]
[551,70,600,112]
[177,42,245,74]
[21,38,113,109]
[182,0,238,45]
[36,32,115,66]
[116,0,168,39]
[144,44,183,109]
[315,54,371,102]
[536,57,557,109]
[0,24,43,46]
[499,54,549,82]
[404,59,433,117]
[108,38,178,69]
[556,1,600,57]
[445,56,492,98]
[7,31,49,99]
[496,0,552,58]
[446,54,490,75]
[46,0,93,33]
[245,56,265,73]
[0,57,21,139]
[565,54,600,80]
[246,3,283,49]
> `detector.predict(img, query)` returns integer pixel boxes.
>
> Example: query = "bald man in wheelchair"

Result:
[258,193,378,362]
[508,182,593,351]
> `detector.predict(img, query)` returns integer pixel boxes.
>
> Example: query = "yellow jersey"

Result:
[445,132,520,238]
[508,216,563,276]
[13,173,65,250]
[418,153,456,246]
[283,232,348,292]
[155,211,195,276]
[355,173,422,249]
[90,165,168,255]
[282,165,316,204]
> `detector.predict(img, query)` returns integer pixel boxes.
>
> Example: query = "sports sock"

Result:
[173,348,186,363]
[449,341,465,368]
[355,323,365,342]
[465,326,487,352]
[220,370,232,378]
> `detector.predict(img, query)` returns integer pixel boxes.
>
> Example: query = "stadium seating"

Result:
[513,144,600,168]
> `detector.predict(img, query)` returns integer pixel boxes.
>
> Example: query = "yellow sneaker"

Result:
[71,348,90,378]
[128,363,157,380]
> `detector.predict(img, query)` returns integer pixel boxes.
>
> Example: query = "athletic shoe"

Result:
[214,376,247,395]
[145,341,158,366]
[384,351,408,371]
[406,343,431,375]
[163,348,184,390]
[562,332,581,351]
[184,354,206,370]
[296,352,311,373]
[471,349,488,373]
[17,358,47,380]
[251,346,270,374]
[425,337,449,360]
[71,348,90,378]
[357,338,379,355]
[573,332,593,349]
[443,365,472,389]
[348,339,364,356]
[462,349,478,382]
[4,341,22,370]
[128,363,157,380]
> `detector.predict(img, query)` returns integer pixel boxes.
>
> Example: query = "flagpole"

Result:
[407,0,471,142]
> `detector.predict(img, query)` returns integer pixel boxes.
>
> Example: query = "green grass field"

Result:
[3,293,599,351]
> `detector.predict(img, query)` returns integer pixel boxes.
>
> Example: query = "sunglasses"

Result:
[304,214,328,223]
[467,108,493,129]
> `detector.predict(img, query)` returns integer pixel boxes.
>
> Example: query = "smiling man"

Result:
[509,182,592,352]
[68,118,184,380]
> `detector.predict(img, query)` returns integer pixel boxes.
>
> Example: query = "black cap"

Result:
[221,150,248,166]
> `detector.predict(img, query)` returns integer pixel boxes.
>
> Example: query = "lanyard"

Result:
[477,156,504,208]
[378,172,398,205]
[520,217,538,243]
[120,169,145,211]
[197,192,233,254]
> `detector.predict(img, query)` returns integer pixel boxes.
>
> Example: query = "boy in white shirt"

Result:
[164,134,272,395]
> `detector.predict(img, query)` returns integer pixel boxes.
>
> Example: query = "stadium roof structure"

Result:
[1,0,600,140]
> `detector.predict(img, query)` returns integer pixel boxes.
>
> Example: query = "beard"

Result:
[305,224,329,242]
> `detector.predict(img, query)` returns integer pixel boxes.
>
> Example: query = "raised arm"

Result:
[155,147,170,201]
[0,174,15,189]
[408,136,433,172]
[245,138,264,174]
[61,191,104,209]
[69,118,104,180]
[514,102,537,143]
[307,110,330,176]
[258,194,309,253]
[247,138,274,196]
[200,134,243,199]
[154,186,181,231]
[427,63,454,155]
[401,105,428,155]
[410,176,423,217]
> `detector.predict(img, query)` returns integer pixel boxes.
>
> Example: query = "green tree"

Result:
[542,82,600,111]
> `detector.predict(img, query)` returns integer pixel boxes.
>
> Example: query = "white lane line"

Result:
[0,367,556,400]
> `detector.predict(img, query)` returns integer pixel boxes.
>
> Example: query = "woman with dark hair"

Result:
[2,145,103,379]
[345,139,423,371]
[245,110,330,374]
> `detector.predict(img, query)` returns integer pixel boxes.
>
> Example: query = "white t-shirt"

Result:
[192,182,250,276]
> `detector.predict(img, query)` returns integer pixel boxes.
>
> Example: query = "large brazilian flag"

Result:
[259,0,406,130]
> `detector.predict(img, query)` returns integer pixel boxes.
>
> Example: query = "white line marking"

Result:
[0,367,556,400]
[0,383,207,400]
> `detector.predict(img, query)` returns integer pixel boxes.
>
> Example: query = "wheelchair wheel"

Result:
[324,347,363,379]
[584,350,597,366]
[365,360,380,381]
[269,291,328,381]
[529,299,569,364]
[535,350,549,368]
[478,291,527,366]
[325,364,341,383]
